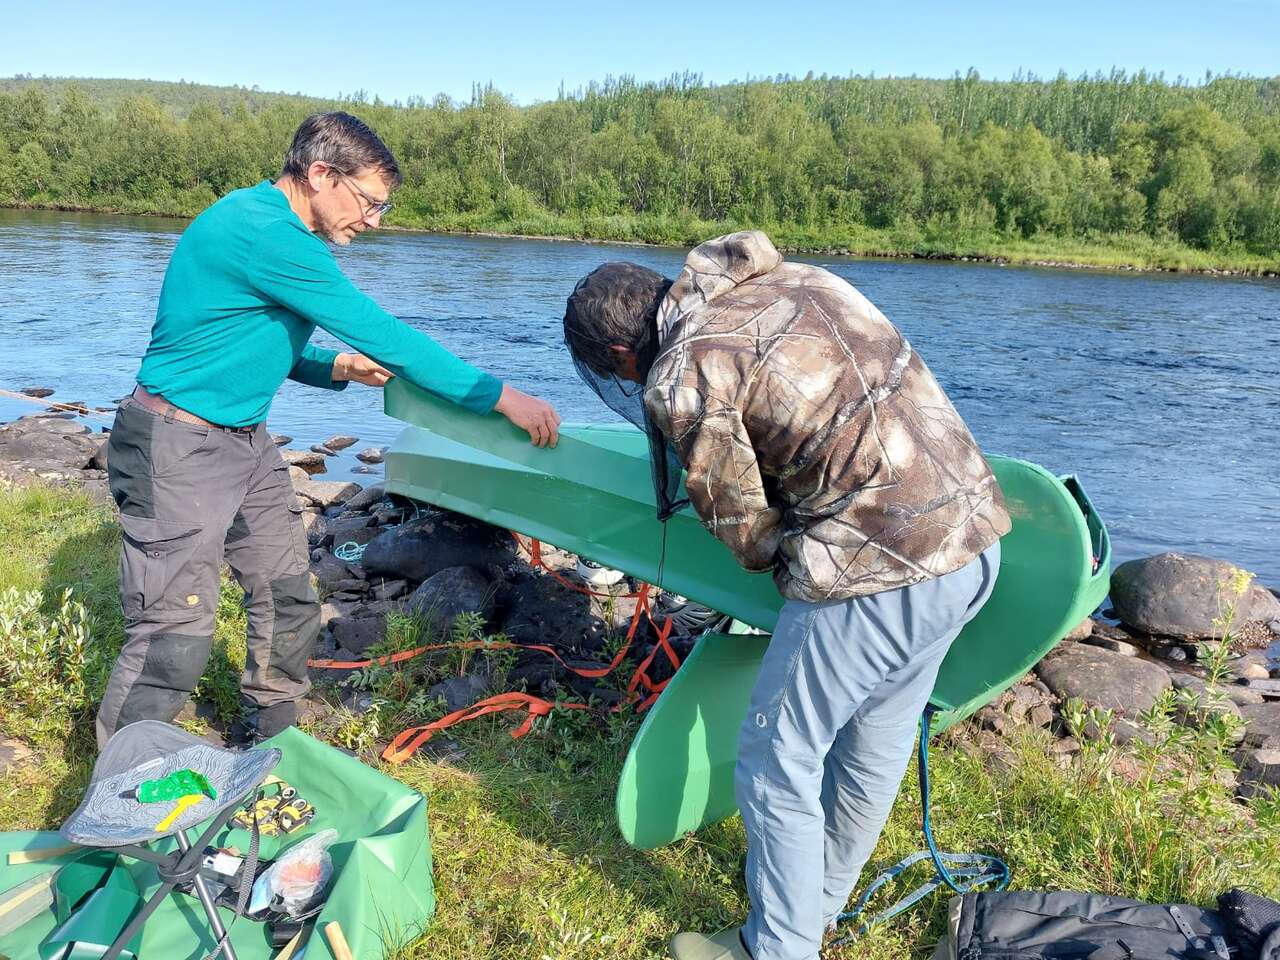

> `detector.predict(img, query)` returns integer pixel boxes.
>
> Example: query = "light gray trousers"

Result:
[736,543,1000,960]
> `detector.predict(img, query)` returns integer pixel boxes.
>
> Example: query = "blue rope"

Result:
[830,707,1009,946]
[334,540,367,563]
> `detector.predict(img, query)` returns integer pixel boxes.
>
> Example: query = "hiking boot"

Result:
[668,927,752,960]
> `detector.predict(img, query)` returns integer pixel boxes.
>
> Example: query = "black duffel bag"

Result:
[930,889,1280,960]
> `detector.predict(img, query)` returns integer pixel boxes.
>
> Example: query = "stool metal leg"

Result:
[176,830,239,960]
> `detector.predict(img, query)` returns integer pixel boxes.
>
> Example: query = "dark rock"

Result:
[1240,703,1280,747]
[404,566,495,634]
[281,449,328,475]
[270,433,292,447]
[506,655,564,695]
[427,674,488,713]
[975,705,1011,736]
[330,616,386,656]
[356,447,385,464]
[343,484,385,513]
[295,479,361,509]
[328,590,365,603]
[352,599,402,619]
[1035,644,1171,716]
[1153,643,1190,663]
[326,514,373,546]
[361,510,515,583]
[323,435,359,451]
[1235,748,1280,800]
[310,552,353,590]
[19,387,54,398]
[1112,718,1157,747]
[1110,553,1257,638]
[310,444,337,456]
[303,512,328,545]
[499,574,610,651]
[89,436,109,471]
[372,578,408,601]
[328,578,369,595]
[319,601,356,629]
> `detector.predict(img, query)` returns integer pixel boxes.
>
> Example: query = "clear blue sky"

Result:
[4,0,1277,104]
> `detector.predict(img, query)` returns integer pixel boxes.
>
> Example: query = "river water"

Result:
[2,208,1277,591]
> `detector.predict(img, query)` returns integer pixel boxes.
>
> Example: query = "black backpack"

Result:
[930,890,1280,960]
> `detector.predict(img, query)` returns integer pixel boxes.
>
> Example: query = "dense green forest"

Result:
[3,71,1279,271]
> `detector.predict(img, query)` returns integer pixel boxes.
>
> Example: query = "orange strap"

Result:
[307,531,683,764]
[383,692,591,763]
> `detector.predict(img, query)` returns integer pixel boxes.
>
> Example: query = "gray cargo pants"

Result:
[96,395,320,748]
[736,542,1001,960]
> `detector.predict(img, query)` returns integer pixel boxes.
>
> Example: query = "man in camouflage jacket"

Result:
[564,231,1009,960]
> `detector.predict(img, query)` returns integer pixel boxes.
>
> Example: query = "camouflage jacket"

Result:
[644,231,1010,602]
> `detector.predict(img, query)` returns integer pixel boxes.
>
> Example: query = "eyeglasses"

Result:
[335,171,394,220]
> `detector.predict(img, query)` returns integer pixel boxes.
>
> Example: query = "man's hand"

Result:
[494,384,561,448]
[334,352,393,387]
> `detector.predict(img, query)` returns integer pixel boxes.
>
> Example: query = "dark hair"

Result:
[563,262,672,377]
[281,111,403,187]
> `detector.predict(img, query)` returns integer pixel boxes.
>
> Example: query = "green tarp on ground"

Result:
[0,727,434,959]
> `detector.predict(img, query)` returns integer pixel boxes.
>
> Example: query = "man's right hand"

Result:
[494,384,561,448]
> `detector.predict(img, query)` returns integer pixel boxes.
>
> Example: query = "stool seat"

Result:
[62,721,279,847]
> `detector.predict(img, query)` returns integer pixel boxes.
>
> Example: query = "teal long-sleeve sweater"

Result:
[137,180,502,426]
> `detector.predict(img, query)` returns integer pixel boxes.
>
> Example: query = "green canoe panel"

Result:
[382,380,1111,849]
[0,727,434,960]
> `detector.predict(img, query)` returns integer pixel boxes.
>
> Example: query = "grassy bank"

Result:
[1,483,1277,959]
[7,198,1280,276]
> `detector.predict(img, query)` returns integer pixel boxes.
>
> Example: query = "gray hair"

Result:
[281,111,403,187]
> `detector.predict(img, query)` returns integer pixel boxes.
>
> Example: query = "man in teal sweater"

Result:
[96,112,559,748]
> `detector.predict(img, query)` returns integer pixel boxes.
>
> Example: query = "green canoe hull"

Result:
[382,380,1111,849]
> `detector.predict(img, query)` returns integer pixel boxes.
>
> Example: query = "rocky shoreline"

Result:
[1,399,1278,798]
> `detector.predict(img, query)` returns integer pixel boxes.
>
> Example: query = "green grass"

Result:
[0,483,1276,959]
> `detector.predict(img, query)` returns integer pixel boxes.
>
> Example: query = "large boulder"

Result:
[360,510,515,582]
[0,418,99,469]
[1035,643,1171,717]
[404,566,495,635]
[1110,553,1257,638]
[330,615,385,657]
[497,574,610,652]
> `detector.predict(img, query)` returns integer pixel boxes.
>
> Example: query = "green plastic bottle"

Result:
[134,769,216,803]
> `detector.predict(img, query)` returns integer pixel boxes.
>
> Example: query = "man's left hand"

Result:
[334,353,393,387]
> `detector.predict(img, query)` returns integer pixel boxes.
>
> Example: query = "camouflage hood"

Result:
[643,231,1010,602]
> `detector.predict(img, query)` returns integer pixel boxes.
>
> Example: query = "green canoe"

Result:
[383,380,1111,849]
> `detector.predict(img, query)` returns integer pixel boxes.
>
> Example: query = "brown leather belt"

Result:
[130,386,257,433]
